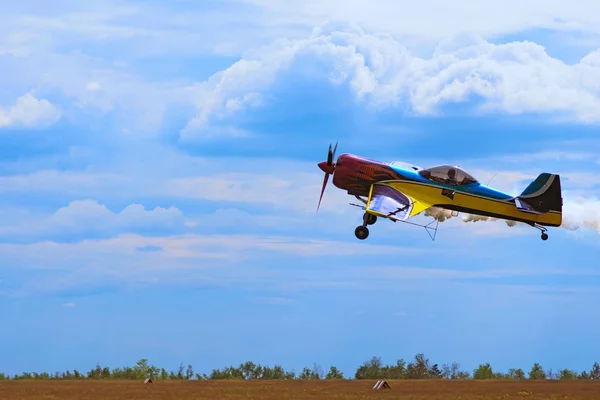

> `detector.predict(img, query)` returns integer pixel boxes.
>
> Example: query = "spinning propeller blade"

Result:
[317,142,338,211]
[327,142,338,165]
[317,173,329,211]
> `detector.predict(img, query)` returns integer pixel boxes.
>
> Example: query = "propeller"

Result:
[317,142,338,211]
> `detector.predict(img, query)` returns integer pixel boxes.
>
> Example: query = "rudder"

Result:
[516,173,562,214]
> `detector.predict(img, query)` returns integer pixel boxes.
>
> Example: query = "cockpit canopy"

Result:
[418,165,478,186]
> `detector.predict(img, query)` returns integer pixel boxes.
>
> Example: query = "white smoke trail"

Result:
[462,214,490,223]
[422,197,600,233]
[423,207,518,227]
[562,197,600,233]
[462,214,518,227]
[423,207,454,222]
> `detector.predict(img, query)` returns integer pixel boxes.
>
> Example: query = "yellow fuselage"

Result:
[380,181,562,227]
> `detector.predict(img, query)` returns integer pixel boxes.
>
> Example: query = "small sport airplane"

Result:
[317,143,562,241]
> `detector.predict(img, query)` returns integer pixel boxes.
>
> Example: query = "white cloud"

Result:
[0,148,352,215]
[165,172,348,214]
[0,199,186,239]
[5,0,599,60]
[0,231,422,269]
[0,232,425,296]
[236,0,600,40]
[50,199,185,231]
[0,93,60,128]
[0,153,436,214]
[61,302,75,308]
[2,3,600,135]
[180,54,296,137]
[178,27,600,137]
[0,1,274,58]
[3,2,600,136]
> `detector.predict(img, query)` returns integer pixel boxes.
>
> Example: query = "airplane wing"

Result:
[366,181,455,221]
[366,182,437,221]
[366,183,414,221]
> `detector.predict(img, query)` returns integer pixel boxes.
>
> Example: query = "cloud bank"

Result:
[180,26,600,139]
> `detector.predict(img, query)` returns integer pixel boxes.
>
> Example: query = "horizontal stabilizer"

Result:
[514,198,545,215]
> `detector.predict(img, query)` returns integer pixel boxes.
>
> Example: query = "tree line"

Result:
[1,354,599,381]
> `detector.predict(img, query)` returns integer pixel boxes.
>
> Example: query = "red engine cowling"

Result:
[331,154,405,197]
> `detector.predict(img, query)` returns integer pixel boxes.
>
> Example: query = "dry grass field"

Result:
[2,379,600,400]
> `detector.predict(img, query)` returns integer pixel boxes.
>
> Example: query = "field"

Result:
[2,379,600,400]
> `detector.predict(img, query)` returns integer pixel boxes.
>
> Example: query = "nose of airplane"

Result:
[317,161,335,175]
[318,161,335,175]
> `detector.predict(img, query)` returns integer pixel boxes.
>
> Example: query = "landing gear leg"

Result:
[533,223,549,241]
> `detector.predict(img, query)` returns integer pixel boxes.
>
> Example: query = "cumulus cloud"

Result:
[180,26,600,138]
[0,93,60,128]
[3,5,600,136]
[49,199,185,231]
[2,1,600,137]
[5,12,600,137]
[0,199,187,241]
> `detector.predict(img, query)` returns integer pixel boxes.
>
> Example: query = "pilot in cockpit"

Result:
[447,168,458,185]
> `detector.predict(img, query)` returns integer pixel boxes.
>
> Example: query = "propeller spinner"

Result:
[317,142,338,211]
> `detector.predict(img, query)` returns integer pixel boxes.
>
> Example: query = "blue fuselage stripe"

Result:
[387,165,514,201]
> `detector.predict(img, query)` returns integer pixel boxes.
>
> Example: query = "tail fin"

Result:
[515,173,562,214]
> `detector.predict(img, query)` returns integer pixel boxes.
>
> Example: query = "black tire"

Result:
[364,213,377,225]
[355,226,369,240]
[541,233,548,241]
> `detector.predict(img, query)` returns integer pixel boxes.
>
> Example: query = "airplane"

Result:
[316,143,562,241]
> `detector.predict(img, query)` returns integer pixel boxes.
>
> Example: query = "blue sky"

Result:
[1,0,600,378]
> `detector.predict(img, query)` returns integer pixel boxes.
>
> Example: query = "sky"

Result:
[1,0,600,378]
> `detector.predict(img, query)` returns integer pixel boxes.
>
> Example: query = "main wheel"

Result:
[355,225,369,240]
[541,232,548,241]
[363,213,377,225]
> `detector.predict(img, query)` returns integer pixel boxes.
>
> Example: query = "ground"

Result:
[2,380,600,399]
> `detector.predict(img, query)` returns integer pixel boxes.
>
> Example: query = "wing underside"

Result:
[366,182,434,221]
